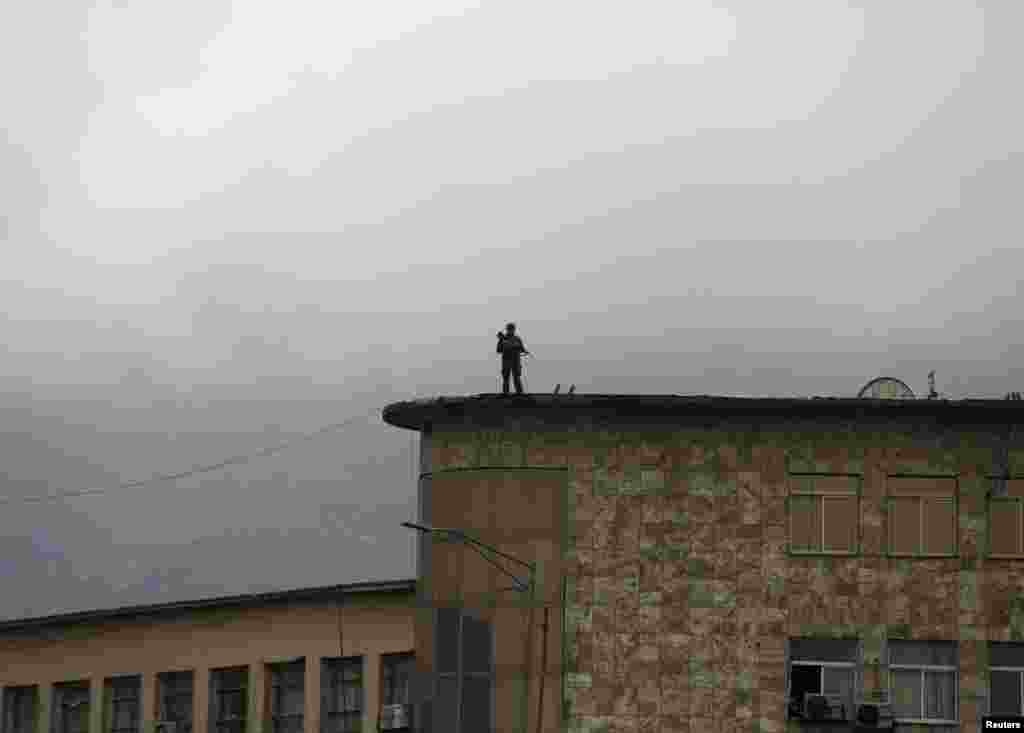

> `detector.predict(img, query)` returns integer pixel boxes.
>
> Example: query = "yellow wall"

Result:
[0,595,414,733]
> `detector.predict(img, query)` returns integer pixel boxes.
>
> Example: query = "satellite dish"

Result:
[857,376,915,400]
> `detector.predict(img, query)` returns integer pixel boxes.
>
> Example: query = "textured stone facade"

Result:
[407,406,1024,733]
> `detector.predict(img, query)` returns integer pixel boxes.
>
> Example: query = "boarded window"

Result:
[889,498,920,554]
[991,498,1024,556]
[923,499,955,555]
[2,686,37,733]
[788,476,859,554]
[790,496,820,551]
[823,496,858,552]
[887,478,957,556]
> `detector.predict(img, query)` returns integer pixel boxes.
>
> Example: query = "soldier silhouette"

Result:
[496,323,529,395]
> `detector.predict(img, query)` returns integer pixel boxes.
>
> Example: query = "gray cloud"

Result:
[1,1,1022,620]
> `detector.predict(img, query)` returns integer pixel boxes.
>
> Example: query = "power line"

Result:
[0,407,381,506]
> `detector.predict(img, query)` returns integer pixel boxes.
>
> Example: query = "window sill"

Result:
[788,550,859,557]
[884,553,958,559]
[987,554,1024,560]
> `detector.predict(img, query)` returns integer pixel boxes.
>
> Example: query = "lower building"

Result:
[0,580,416,733]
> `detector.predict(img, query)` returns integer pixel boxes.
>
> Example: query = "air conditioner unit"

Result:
[380,704,410,730]
[854,700,893,728]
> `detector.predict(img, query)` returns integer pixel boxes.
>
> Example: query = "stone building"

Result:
[0,580,416,733]
[382,393,1024,733]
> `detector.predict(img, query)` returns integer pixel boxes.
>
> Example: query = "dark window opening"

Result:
[105,677,141,733]
[53,682,90,733]
[321,658,361,733]
[381,653,414,731]
[2,686,38,733]
[268,661,304,733]
[157,671,194,733]
[209,668,248,733]
[433,608,493,733]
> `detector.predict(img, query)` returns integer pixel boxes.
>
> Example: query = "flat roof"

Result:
[382,393,1024,431]
[0,578,416,634]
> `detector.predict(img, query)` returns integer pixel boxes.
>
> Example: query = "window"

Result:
[321,658,362,733]
[209,668,247,733]
[157,672,193,733]
[786,639,857,722]
[889,640,957,723]
[52,682,90,733]
[990,643,1024,715]
[989,480,1024,557]
[435,608,494,733]
[268,661,304,733]
[2,686,37,733]
[382,654,413,707]
[887,477,956,556]
[788,475,859,554]
[381,654,414,731]
[105,677,140,733]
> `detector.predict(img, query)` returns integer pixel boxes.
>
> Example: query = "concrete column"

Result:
[36,684,52,733]
[247,664,266,733]
[303,658,319,733]
[193,669,209,733]
[89,679,104,733]
[140,674,156,733]
[363,655,379,733]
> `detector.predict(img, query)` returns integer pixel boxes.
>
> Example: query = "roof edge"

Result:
[382,393,1024,431]
[0,578,416,634]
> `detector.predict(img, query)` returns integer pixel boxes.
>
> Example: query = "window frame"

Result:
[989,666,1024,716]
[209,667,248,733]
[787,474,861,556]
[785,638,860,723]
[156,671,194,733]
[382,651,413,708]
[267,660,304,733]
[2,686,38,733]
[105,676,141,733]
[885,476,959,558]
[320,657,362,733]
[888,644,958,725]
[987,478,1024,558]
[52,682,91,733]
[434,608,495,733]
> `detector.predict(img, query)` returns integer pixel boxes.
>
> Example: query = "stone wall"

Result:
[426,420,1024,733]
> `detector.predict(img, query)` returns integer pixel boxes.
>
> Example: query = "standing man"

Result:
[496,323,529,395]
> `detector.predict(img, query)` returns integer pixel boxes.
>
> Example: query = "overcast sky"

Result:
[1,0,1022,621]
